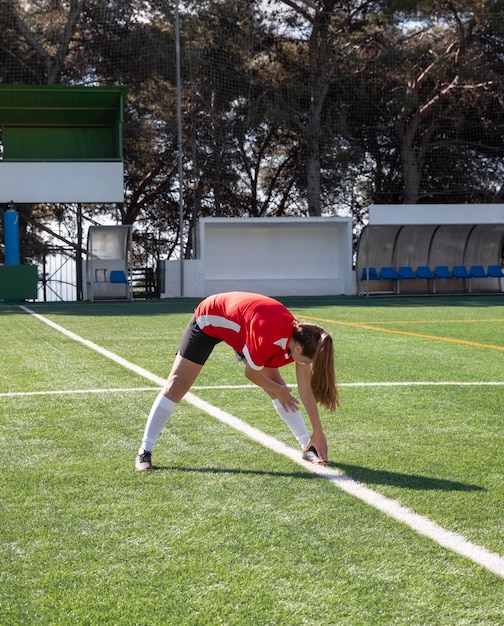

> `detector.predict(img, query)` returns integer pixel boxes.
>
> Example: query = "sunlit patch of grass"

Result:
[1,297,503,624]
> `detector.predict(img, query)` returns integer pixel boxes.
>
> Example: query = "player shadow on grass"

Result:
[334,463,486,492]
[156,465,322,480]
[156,464,485,492]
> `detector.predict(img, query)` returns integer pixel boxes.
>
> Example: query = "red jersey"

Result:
[195,292,296,370]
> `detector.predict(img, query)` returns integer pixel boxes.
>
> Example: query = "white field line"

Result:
[0,387,159,398]
[18,305,504,580]
[339,381,504,386]
[3,380,504,399]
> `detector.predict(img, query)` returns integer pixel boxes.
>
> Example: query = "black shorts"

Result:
[178,316,223,365]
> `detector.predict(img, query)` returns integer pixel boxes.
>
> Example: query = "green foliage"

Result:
[1,1,504,256]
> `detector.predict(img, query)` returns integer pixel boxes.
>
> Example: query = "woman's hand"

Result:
[295,361,329,462]
[305,432,329,463]
[244,363,299,410]
[275,386,300,412]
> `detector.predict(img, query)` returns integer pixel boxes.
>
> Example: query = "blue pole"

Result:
[4,208,20,266]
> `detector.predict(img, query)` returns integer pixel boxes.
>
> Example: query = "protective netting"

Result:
[1,1,504,265]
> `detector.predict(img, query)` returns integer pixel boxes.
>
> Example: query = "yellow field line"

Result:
[301,315,504,352]
[343,319,504,325]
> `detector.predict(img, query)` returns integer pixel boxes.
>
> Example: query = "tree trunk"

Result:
[306,128,322,215]
[7,0,85,84]
[400,138,421,204]
[304,0,337,216]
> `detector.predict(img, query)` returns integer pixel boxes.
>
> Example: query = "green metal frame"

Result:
[0,265,38,300]
[0,85,128,162]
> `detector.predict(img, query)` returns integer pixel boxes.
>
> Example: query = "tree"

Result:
[0,0,85,84]
[347,1,504,204]
[2,0,504,276]
[263,1,382,215]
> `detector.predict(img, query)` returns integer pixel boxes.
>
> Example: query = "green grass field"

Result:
[1,295,503,625]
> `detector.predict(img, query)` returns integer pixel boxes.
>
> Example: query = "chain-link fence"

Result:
[1,2,503,299]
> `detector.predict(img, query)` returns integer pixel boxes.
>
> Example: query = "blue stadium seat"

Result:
[415,266,436,293]
[416,266,434,279]
[487,265,504,278]
[398,266,416,280]
[470,265,488,278]
[434,265,452,279]
[361,267,379,281]
[379,266,399,293]
[360,266,380,296]
[110,270,128,283]
[379,266,399,280]
[452,265,470,279]
[452,265,472,292]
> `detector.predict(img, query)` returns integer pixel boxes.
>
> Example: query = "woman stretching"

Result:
[135,291,339,471]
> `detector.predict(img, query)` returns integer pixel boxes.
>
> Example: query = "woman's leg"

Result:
[262,368,310,449]
[139,355,203,448]
[136,318,220,470]
[162,353,204,402]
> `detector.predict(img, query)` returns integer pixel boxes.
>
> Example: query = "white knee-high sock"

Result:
[139,393,176,453]
[272,399,310,449]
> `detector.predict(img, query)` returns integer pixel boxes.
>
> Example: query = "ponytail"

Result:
[292,323,339,411]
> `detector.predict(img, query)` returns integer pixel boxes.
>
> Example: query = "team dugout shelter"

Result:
[160,217,354,298]
[0,84,127,203]
[0,84,128,301]
[357,205,504,296]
